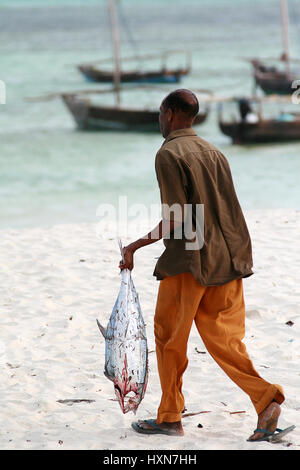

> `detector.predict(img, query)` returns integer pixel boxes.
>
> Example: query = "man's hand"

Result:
[118,219,180,272]
[119,244,135,271]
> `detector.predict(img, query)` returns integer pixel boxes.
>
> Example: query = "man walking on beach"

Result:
[119,89,289,442]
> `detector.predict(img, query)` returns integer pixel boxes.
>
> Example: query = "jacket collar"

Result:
[163,128,198,145]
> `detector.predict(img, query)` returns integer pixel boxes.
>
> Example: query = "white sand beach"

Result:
[0,208,299,450]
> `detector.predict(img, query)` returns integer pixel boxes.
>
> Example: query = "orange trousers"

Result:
[154,273,284,424]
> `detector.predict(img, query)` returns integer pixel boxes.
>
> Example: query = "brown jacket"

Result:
[153,128,253,286]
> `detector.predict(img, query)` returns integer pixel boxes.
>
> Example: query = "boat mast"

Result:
[108,0,121,106]
[280,0,291,74]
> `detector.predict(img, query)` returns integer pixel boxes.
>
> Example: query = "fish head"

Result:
[112,353,148,414]
[113,381,146,414]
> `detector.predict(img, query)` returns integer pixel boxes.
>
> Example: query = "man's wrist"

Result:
[129,237,151,252]
[128,240,141,252]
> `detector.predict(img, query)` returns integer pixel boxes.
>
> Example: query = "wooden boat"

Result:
[61,92,208,131]
[77,0,191,85]
[251,58,298,95]
[249,1,300,95]
[60,1,208,132]
[219,117,300,144]
[78,61,190,84]
[218,96,300,144]
[26,0,209,133]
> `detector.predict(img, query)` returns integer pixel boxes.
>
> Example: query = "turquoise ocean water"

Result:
[1,0,300,229]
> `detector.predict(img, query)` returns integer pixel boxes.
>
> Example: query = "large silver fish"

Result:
[97,243,148,414]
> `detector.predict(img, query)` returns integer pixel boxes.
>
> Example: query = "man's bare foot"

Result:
[140,419,183,434]
[248,402,281,441]
[156,420,183,434]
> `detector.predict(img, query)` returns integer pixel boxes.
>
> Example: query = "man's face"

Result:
[159,103,171,138]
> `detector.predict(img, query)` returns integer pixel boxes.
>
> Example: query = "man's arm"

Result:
[119,149,187,271]
[119,219,182,271]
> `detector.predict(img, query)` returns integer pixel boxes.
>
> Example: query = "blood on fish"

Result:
[111,353,147,414]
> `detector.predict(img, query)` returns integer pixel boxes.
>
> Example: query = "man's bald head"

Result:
[161,89,199,119]
[159,89,199,137]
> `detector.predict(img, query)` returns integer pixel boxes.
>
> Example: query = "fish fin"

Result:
[96,319,106,338]
[118,238,125,263]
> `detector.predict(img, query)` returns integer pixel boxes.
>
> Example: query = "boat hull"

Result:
[219,118,300,144]
[251,61,299,95]
[254,71,297,95]
[78,65,189,84]
[62,94,208,132]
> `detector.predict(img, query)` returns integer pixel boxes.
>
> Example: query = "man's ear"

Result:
[167,108,173,122]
